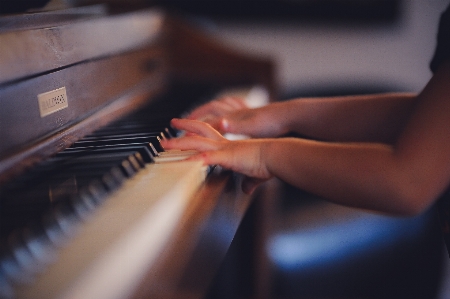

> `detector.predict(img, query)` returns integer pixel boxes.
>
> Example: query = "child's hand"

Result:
[187,98,288,138]
[187,96,248,122]
[161,118,273,194]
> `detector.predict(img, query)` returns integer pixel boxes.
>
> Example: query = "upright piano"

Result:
[0,5,274,299]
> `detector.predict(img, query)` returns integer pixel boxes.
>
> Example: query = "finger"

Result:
[161,135,220,152]
[222,96,248,110]
[195,114,222,132]
[200,100,237,118]
[190,149,232,170]
[191,148,255,176]
[186,103,218,120]
[187,100,234,120]
[170,118,224,141]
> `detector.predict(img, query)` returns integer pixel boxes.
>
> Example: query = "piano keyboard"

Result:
[17,161,206,299]
[0,84,269,299]
[0,95,208,298]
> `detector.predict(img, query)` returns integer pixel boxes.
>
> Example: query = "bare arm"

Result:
[163,62,450,216]
[279,92,417,143]
[266,62,450,215]
[188,92,417,143]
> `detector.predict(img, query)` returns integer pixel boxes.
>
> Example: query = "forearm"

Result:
[275,92,417,143]
[167,63,450,217]
[260,67,450,215]
[263,138,429,215]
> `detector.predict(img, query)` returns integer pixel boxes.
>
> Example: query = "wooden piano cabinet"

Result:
[0,5,277,299]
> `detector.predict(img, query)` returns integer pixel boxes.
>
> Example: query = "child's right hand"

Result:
[187,97,289,138]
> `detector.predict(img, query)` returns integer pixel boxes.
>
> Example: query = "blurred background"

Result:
[153,0,446,96]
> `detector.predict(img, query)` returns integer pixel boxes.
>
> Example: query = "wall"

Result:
[209,0,448,95]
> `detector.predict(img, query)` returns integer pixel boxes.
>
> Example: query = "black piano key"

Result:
[0,146,153,245]
[3,171,103,207]
[164,127,175,138]
[0,233,38,286]
[73,192,96,219]
[86,180,109,204]
[27,182,110,255]
[6,232,37,279]
[56,204,82,235]
[1,151,143,215]
[40,151,143,182]
[75,180,111,216]
[81,132,159,140]
[71,134,162,146]
[87,126,167,138]
[40,213,64,246]
[60,144,157,162]
[41,205,79,247]
[22,226,55,267]
[4,160,118,194]
[128,154,144,171]
[99,167,125,191]
[0,252,22,285]
[120,159,136,177]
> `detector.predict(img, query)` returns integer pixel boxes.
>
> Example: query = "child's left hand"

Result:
[161,118,273,194]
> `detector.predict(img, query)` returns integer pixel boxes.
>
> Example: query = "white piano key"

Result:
[153,150,199,163]
[16,160,207,299]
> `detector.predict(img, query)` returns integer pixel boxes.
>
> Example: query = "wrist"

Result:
[259,139,277,177]
[272,100,300,136]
